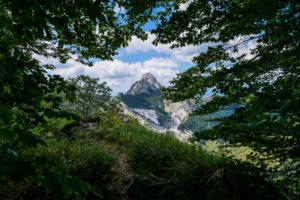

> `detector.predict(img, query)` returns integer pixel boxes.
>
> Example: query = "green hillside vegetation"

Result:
[147,95,165,110]
[1,114,285,199]
[179,109,235,132]
[119,94,165,111]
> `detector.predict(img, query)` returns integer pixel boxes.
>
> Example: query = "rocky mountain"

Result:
[126,73,162,96]
[118,73,236,140]
[118,73,191,140]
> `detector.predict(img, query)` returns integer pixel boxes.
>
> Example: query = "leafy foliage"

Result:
[1,0,299,198]
[152,1,300,198]
[0,0,168,197]
[154,0,300,165]
[1,140,115,199]
[67,75,112,120]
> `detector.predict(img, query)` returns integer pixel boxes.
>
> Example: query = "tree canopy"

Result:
[68,75,112,120]
[154,0,300,161]
[0,0,168,197]
[0,0,169,148]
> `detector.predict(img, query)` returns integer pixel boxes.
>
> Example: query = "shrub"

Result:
[0,140,115,199]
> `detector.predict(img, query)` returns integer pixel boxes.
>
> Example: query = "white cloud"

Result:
[125,34,170,54]
[143,57,178,69]
[124,33,209,64]
[36,32,209,95]
[39,56,179,95]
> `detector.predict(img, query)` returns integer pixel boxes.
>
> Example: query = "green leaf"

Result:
[0,106,13,125]
[0,130,17,141]
[58,176,74,199]
[16,129,46,147]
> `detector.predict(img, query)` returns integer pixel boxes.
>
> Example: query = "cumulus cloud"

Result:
[125,34,170,54]
[39,56,179,94]
[125,33,208,64]
[36,32,208,95]
[143,57,178,69]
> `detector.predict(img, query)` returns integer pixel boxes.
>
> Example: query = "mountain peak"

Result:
[141,72,156,81]
[126,73,162,96]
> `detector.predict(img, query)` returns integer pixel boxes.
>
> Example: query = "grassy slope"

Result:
[100,122,282,200]
[1,117,284,200]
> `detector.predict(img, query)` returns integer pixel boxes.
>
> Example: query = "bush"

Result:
[31,118,73,137]
[0,140,115,200]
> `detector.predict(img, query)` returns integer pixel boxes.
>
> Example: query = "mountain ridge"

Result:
[118,73,236,140]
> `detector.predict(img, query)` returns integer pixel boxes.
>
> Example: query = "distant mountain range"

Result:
[118,73,236,140]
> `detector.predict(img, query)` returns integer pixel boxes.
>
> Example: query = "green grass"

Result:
[109,122,220,178]
[29,140,115,171]
[2,116,287,200]
[31,117,73,136]
[94,121,284,200]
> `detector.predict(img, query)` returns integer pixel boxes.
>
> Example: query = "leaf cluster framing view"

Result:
[0,0,299,199]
